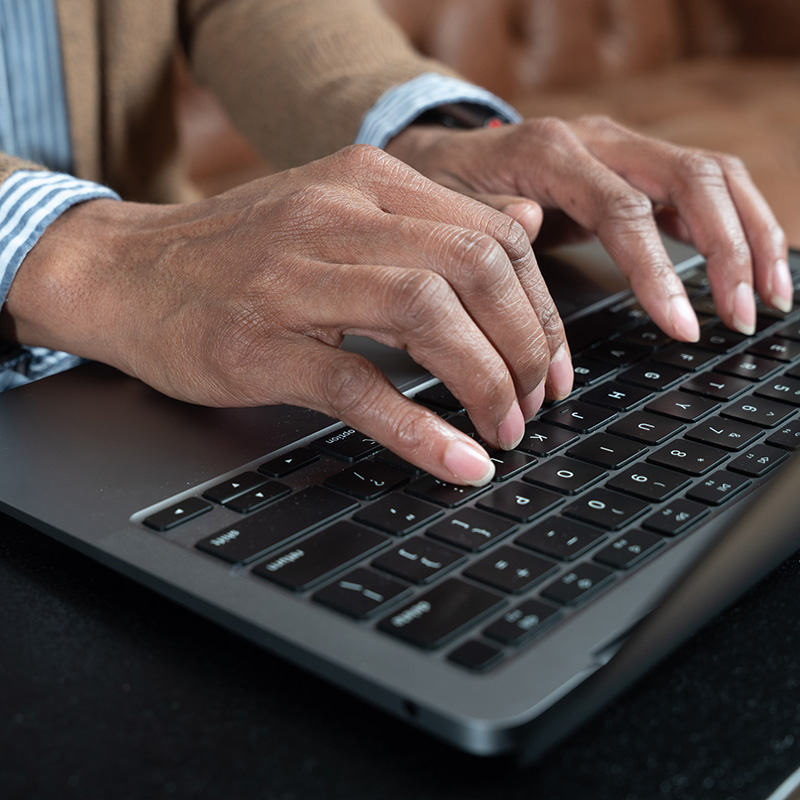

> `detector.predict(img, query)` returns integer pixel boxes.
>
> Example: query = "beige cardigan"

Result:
[0,0,454,202]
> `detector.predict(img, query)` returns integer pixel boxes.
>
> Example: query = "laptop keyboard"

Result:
[140,259,800,673]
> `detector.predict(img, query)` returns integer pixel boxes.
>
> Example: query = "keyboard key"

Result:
[587,341,650,366]
[372,537,465,584]
[773,321,800,342]
[564,489,650,530]
[715,354,781,382]
[378,579,505,650]
[415,383,463,412]
[195,487,358,565]
[680,372,750,400]
[448,640,504,671]
[728,444,789,477]
[766,420,800,451]
[696,326,749,353]
[406,476,488,508]
[685,417,761,451]
[747,336,800,363]
[643,498,709,536]
[312,428,382,461]
[516,517,605,561]
[606,463,690,502]
[567,433,646,469]
[648,440,728,475]
[754,376,800,407]
[354,493,442,536]
[314,568,411,620]
[483,448,537,481]
[516,422,578,457]
[570,355,616,387]
[223,481,292,514]
[617,362,684,391]
[144,497,212,531]
[202,471,269,505]
[324,462,408,500]
[426,508,517,551]
[477,482,563,522]
[645,391,720,422]
[595,530,664,570]
[687,471,751,506]
[484,599,560,646]
[252,522,390,591]
[581,382,653,412]
[258,447,319,478]
[523,456,606,495]
[542,401,617,433]
[446,413,478,439]
[464,545,557,594]
[373,450,424,475]
[653,344,718,371]
[721,396,795,428]
[541,563,615,606]
[620,324,672,350]
[607,411,685,445]
[565,314,624,355]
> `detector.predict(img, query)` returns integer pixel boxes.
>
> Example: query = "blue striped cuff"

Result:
[355,72,522,149]
[0,169,120,388]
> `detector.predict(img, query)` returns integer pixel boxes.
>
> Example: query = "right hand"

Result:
[1,146,570,485]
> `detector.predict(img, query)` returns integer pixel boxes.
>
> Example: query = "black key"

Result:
[680,372,750,400]
[607,411,685,445]
[687,471,751,506]
[715,354,781,382]
[523,456,606,495]
[312,428,382,461]
[258,447,319,478]
[415,383,464,412]
[747,336,800,363]
[477,482,563,522]
[448,640,504,671]
[464,545,557,594]
[484,599,560,646]
[581,382,653,412]
[224,481,292,514]
[406,476,488,508]
[754,376,800,407]
[542,401,617,433]
[144,496,212,531]
[324,462,408,500]
[653,344,717,371]
[202,471,269,505]
[446,413,478,439]
[685,416,761,452]
[587,341,650,366]
[565,313,622,355]
[427,508,517,552]
[373,450,424,475]
[773,321,800,342]
[252,522,390,591]
[648,440,727,475]
[696,326,749,353]
[372,537,465,584]
[563,489,650,530]
[766,420,800,451]
[595,530,664,570]
[570,355,615,387]
[645,391,720,422]
[517,422,578,457]
[643,498,709,536]
[541,563,615,606]
[378,579,505,650]
[354,493,442,536]
[516,517,604,561]
[729,444,789,477]
[608,296,649,323]
[195,487,357,565]
[682,268,711,291]
[607,463,690,502]
[722,396,795,428]
[314,568,411,620]
[567,433,646,469]
[483,448,537,481]
[620,323,671,350]
[690,293,718,317]
[617,361,684,391]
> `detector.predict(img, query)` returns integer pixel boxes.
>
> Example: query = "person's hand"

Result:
[0,146,573,485]
[386,115,791,339]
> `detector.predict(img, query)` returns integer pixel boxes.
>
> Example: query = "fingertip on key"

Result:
[668,294,700,342]
[443,438,495,486]
[732,281,757,336]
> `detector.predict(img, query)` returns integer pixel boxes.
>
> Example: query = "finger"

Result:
[472,194,544,241]
[289,342,496,485]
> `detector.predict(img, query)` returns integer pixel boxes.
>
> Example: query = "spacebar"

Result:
[196,487,358,565]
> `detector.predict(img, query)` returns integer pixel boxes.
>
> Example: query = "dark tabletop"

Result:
[2,513,800,800]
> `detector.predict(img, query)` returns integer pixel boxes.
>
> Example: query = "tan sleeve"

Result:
[181,0,458,170]
[0,153,46,185]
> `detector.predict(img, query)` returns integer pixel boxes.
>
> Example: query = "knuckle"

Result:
[391,407,432,454]
[447,230,510,293]
[322,356,381,418]
[676,151,726,185]
[574,113,616,132]
[714,152,748,176]
[526,116,573,144]
[604,188,653,227]
[391,270,452,329]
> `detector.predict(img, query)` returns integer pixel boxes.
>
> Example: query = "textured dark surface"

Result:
[2,514,800,800]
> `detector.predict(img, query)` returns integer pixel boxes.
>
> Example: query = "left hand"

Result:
[386,115,791,341]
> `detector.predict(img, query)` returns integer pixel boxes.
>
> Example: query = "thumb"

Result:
[474,195,544,241]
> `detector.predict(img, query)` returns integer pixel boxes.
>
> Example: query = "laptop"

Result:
[1,238,799,760]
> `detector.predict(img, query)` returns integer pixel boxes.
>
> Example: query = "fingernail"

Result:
[668,295,700,342]
[497,401,524,450]
[547,344,573,400]
[770,258,793,314]
[443,438,495,486]
[521,379,546,421]
[732,281,756,335]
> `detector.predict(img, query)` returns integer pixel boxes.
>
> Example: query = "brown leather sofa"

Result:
[179,0,800,245]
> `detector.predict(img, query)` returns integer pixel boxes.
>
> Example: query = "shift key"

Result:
[196,487,358,565]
